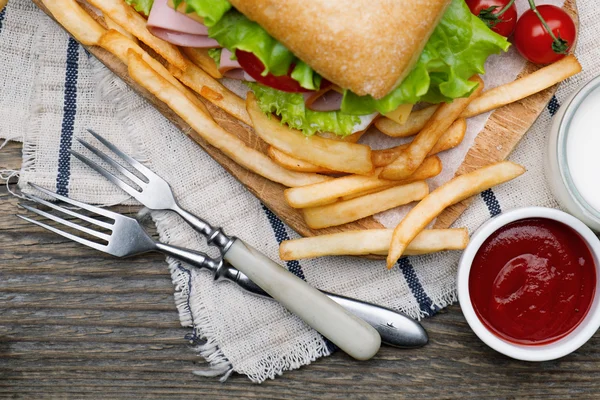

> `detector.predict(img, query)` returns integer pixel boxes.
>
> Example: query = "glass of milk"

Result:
[546,75,600,232]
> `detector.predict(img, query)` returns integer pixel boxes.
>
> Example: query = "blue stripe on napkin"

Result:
[548,95,561,116]
[56,38,79,196]
[397,258,436,316]
[481,189,502,217]
[0,7,6,33]
[261,205,306,280]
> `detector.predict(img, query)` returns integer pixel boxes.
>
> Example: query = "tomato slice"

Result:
[235,50,313,93]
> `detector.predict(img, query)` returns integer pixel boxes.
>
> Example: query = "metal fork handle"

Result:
[153,242,426,349]
[170,204,234,253]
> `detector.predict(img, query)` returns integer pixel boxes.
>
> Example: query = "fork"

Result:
[18,183,427,349]
[32,130,384,360]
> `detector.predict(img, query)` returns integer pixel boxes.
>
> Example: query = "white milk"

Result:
[545,75,600,232]
[566,85,600,212]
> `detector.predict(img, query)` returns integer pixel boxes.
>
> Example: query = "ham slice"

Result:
[219,49,255,82]
[304,87,344,112]
[218,49,240,72]
[147,0,219,48]
[222,69,256,82]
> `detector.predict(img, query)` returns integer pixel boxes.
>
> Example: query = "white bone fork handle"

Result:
[224,240,381,360]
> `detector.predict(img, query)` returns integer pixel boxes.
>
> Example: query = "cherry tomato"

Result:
[236,50,312,93]
[466,0,517,37]
[514,5,576,65]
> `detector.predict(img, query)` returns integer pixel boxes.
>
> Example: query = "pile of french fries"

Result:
[45,0,581,269]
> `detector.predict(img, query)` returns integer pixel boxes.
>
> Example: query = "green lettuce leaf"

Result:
[340,0,510,115]
[247,83,361,137]
[208,10,296,77]
[124,0,154,16]
[208,48,222,69]
[290,61,322,91]
[172,0,231,27]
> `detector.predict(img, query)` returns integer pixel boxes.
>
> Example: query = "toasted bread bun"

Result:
[228,0,451,99]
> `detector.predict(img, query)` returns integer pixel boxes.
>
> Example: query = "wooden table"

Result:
[2,141,599,399]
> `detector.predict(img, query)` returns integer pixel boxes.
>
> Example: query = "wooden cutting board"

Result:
[34,0,577,237]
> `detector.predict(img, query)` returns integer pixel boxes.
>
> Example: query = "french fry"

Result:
[87,0,187,70]
[247,94,374,175]
[0,0,7,12]
[376,56,582,137]
[339,185,396,201]
[302,181,429,229]
[41,0,106,46]
[181,47,223,79]
[317,130,366,143]
[342,156,442,201]
[285,168,393,208]
[462,55,582,118]
[103,15,137,42]
[380,77,484,180]
[267,129,368,173]
[271,120,463,173]
[279,228,469,260]
[99,30,209,115]
[268,147,335,174]
[372,119,466,167]
[286,156,441,209]
[127,52,330,187]
[169,61,251,126]
[386,161,526,268]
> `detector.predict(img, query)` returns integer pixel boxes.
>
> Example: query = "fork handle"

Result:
[223,239,381,360]
[155,242,423,349]
[171,205,234,251]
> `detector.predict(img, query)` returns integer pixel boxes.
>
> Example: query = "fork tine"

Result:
[77,137,147,187]
[19,203,112,242]
[87,129,155,177]
[17,215,108,253]
[28,183,120,220]
[69,150,141,198]
[24,193,113,230]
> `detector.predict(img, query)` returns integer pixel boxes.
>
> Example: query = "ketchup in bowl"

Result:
[469,218,596,345]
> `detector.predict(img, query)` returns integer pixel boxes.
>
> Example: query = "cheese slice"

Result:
[384,104,414,125]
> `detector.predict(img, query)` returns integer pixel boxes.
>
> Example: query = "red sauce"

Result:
[469,218,596,345]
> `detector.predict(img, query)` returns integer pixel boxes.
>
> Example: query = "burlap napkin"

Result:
[1,0,597,383]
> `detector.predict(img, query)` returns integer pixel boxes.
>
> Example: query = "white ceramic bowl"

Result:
[457,207,600,361]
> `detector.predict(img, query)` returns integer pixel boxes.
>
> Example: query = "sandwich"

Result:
[127,0,510,136]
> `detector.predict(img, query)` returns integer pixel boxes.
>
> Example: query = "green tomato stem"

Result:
[527,0,565,50]
[497,0,516,18]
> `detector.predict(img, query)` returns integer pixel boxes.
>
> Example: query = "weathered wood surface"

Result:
[3,140,600,398]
